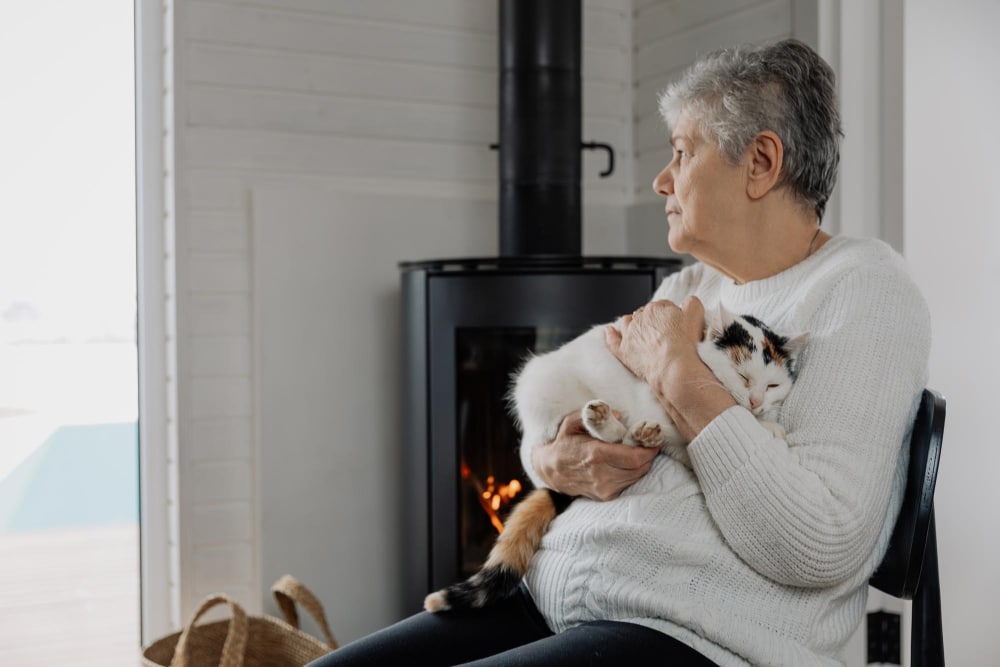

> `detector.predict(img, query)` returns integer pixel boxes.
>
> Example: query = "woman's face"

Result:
[652,111,747,260]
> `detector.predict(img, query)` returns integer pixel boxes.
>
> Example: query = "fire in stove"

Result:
[462,461,523,533]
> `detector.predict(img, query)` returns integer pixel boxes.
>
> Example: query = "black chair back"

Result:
[870,388,946,666]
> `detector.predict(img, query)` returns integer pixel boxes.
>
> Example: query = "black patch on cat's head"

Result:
[713,321,755,353]
[760,327,797,375]
[739,315,792,367]
[763,329,790,355]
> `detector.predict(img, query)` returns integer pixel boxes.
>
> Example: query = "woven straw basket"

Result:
[143,575,338,667]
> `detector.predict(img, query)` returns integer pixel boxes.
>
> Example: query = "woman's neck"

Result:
[703,206,828,284]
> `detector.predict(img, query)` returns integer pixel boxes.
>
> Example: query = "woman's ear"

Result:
[746,130,783,200]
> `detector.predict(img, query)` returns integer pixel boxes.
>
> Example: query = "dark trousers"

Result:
[306,586,718,666]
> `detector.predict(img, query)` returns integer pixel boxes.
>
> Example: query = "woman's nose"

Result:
[652,165,673,197]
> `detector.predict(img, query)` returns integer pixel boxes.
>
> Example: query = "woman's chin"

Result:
[666,227,690,254]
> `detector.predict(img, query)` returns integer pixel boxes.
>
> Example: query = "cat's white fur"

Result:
[512,305,807,467]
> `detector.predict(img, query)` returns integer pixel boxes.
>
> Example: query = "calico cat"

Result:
[424,305,808,613]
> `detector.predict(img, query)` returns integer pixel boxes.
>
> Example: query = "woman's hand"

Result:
[531,410,658,501]
[605,296,736,442]
[605,297,706,384]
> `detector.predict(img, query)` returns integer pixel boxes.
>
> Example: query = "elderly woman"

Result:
[310,39,930,667]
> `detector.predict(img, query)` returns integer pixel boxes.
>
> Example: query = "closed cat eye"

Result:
[767,384,780,389]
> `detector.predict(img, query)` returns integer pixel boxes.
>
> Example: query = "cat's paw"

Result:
[582,399,611,427]
[759,420,786,439]
[582,400,627,443]
[626,420,666,449]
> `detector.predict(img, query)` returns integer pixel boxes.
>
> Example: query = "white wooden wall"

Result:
[181,0,631,202]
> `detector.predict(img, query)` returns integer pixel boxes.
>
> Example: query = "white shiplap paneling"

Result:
[184,2,628,81]
[188,418,254,462]
[634,0,791,87]
[186,42,629,122]
[187,210,249,250]
[187,294,251,335]
[633,0,762,45]
[191,503,254,545]
[188,336,252,377]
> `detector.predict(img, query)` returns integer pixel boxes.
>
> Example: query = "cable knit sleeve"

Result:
[687,257,931,588]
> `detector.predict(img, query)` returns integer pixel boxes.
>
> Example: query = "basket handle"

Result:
[271,574,339,649]
[169,594,248,667]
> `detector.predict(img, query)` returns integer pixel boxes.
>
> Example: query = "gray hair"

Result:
[658,39,842,221]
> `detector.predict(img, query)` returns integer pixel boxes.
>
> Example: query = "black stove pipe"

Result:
[498,0,582,257]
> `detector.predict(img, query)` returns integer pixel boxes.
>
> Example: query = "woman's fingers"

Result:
[540,412,659,500]
[604,324,623,357]
[680,296,706,341]
[576,440,658,500]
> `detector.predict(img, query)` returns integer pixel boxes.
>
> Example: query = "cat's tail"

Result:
[423,488,573,613]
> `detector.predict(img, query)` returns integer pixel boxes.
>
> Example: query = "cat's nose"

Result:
[749,395,762,411]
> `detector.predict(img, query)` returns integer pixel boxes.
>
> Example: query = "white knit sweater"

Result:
[520,236,931,666]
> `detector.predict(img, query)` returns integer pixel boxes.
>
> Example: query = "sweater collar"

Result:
[718,235,849,304]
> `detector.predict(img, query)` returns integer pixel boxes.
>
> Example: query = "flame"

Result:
[463,465,523,534]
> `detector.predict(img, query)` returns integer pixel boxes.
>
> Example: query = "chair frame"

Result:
[870,388,946,667]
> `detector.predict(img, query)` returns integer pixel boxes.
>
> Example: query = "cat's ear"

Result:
[711,302,736,329]
[783,332,810,359]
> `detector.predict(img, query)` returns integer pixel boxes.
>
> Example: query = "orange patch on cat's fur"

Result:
[761,337,787,365]
[485,489,558,574]
[727,345,751,365]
